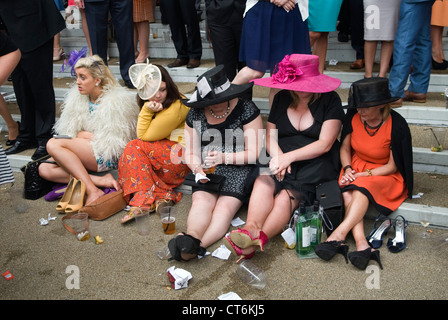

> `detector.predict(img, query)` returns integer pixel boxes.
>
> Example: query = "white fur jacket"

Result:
[53,84,139,162]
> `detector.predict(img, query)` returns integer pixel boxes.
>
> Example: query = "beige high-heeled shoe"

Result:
[56,178,78,213]
[65,180,86,214]
[53,47,64,61]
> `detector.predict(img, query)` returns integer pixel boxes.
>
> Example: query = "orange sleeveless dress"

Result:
[339,113,408,214]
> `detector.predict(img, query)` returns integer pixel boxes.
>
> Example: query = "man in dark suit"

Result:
[205,0,246,81]
[0,0,66,160]
[161,0,202,69]
[82,0,135,88]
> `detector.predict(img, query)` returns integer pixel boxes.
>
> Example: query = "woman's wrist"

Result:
[343,165,352,172]
[192,164,202,175]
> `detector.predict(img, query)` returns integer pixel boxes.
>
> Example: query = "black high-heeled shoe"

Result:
[432,58,448,70]
[348,247,383,270]
[314,240,349,263]
[168,233,206,261]
[366,215,392,249]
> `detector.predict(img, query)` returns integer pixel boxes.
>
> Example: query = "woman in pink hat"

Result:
[224,54,345,263]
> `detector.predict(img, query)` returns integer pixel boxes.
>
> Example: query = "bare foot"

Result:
[85,188,105,205]
[92,173,121,191]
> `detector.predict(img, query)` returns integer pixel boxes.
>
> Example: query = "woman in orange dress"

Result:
[314,77,413,270]
[118,63,190,223]
[430,0,448,69]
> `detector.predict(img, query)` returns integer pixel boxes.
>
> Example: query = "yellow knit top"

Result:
[136,99,190,147]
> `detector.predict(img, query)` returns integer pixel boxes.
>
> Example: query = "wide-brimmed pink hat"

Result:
[252,54,341,93]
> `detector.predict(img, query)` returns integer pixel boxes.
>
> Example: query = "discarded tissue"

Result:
[167,266,192,290]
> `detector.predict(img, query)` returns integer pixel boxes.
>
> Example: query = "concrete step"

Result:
[58,6,448,63]
[4,153,448,229]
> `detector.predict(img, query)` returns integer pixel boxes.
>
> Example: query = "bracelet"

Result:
[192,164,202,175]
[343,165,352,172]
[366,169,372,176]
[225,152,230,166]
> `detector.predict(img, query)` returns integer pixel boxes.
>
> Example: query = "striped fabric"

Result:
[0,145,14,186]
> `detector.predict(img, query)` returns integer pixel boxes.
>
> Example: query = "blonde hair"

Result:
[381,104,392,121]
[74,55,118,89]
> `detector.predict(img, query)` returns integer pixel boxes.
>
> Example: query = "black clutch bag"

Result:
[316,180,344,236]
[183,172,226,192]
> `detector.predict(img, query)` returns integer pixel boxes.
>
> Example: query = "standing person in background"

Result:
[205,0,246,81]
[161,0,202,69]
[363,0,401,78]
[70,0,93,56]
[308,0,344,74]
[232,0,311,106]
[0,0,66,160]
[53,0,66,61]
[133,0,154,63]
[430,0,448,70]
[0,32,20,187]
[0,33,21,147]
[83,0,136,89]
[389,0,435,107]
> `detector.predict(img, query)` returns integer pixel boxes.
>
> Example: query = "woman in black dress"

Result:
[225,54,345,263]
[168,65,264,261]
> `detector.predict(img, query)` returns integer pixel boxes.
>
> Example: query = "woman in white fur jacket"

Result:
[39,55,139,205]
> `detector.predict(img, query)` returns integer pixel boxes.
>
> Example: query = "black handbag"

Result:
[183,172,226,192]
[316,180,344,236]
[20,155,55,200]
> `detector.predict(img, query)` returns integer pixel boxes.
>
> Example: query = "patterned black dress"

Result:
[185,99,260,201]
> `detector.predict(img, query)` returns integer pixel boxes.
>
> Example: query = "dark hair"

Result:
[136,64,183,109]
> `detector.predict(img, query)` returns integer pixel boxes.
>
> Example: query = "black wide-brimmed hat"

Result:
[182,65,253,108]
[344,77,399,109]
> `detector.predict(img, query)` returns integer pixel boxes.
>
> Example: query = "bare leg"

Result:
[364,41,378,78]
[310,31,329,73]
[326,190,370,246]
[80,9,93,55]
[45,137,106,204]
[200,196,242,248]
[0,95,19,141]
[135,21,150,62]
[39,160,120,190]
[378,41,394,78]
[431,25,445,63]
[232,66,265,85]
[239,176,298,256]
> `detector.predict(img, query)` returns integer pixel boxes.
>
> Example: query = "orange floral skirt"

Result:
[118,139,190,208]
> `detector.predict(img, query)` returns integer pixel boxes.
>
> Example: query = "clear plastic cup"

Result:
[135,210,150,236]
[236,260,267,289]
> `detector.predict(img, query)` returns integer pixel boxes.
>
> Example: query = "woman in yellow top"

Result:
[118,64,190,223]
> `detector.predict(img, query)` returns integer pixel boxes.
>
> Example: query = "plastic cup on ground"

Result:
[135,209,150,236]
[236,260,267,289]
[72,212,90,241]
[160,206,176,235]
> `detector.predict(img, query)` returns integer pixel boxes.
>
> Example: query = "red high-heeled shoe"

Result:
[224,235,255,264]
[229,228,268,251]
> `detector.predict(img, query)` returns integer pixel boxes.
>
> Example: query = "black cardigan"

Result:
[341,108,414,199]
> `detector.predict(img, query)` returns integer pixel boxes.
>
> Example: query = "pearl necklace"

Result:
[209,102,230,119]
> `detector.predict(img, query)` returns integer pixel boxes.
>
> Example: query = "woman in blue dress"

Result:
[232,0,311,107]
[308,0,343,73]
